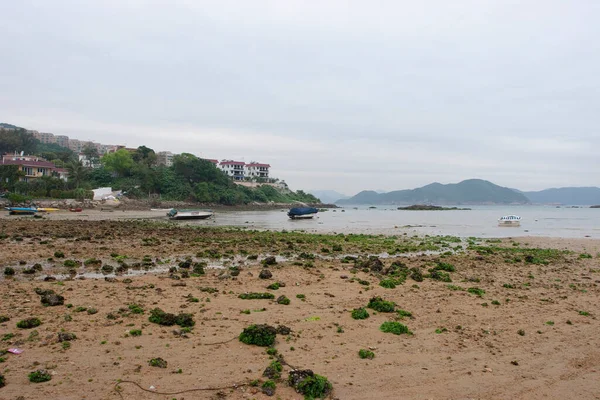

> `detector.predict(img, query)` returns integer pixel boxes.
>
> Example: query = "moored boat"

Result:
[498,215,521,226]
[167,208,213,220]
[36,207,60,213]
[287,207,318,219]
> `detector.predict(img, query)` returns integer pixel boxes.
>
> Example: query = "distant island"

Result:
[591,205,600,208]
[337,179,529,205]
[523,187,600,205]
[397,205,471,211]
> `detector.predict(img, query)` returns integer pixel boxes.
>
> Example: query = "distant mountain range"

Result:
[335,179,600,205]
[336,179,529,205]
[522,187,600,205]
[309,190,349,204]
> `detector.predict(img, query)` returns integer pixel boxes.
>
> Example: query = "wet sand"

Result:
[0,219,599,400]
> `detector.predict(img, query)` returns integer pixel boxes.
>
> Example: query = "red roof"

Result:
[1,159,57,168]
[220,161,245,165]
[246,163,270,168]
[203,159,219,164]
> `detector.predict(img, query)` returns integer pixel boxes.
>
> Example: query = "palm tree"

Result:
[66,160,88,189]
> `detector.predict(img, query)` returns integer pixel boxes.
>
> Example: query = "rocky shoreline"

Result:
[0,219,599,399]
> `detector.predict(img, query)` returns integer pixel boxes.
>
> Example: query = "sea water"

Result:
[201,205,600,238]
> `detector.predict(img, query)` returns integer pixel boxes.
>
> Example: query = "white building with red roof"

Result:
[245,162,270,179]
[218,160,245,181]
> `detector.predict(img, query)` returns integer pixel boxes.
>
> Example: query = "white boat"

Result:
[167,209,213,220]
[498,215,521,226]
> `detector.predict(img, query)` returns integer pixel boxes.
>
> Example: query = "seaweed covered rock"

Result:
[239,324,277,347]
[355,256,384,272]
[276,325,291,335]
[276,295,290,305]
[0,373,5,388]
[58,332,77,342]
[17,317,42,329]
[263,360,283,379]
[262,256,277,266]
[259,269,273,279]
[149,308,195,327]
[289,369,332,399]
[367,296,396,312]
[41,292,65,307]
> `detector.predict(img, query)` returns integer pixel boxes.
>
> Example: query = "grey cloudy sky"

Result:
[1,0,599,195]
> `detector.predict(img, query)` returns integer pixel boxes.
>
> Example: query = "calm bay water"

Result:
[201,205,600,238]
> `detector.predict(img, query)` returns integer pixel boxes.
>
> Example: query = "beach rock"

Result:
[262,256,277,266]
[259,270,273,279]
[40,292,65,307]
[43,276,57,282]
[261,385,276,396]
[288,369,315,388]
[356,256,384,272]
[276,325,291,335]
[58,332,76,342]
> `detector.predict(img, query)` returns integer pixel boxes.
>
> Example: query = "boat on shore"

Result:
[287,207,318,219]
[167,208,213,220]
[5,207,38,215]
[36,207,60,213]
[498,215,521,226]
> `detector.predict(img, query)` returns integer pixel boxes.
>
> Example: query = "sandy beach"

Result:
[0,218,599,400]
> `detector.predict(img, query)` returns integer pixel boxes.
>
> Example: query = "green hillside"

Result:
[338,179,529,205]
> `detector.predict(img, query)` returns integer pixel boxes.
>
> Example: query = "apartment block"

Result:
[157,151,175,167]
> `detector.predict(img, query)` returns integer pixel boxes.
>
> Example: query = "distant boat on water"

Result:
[498,215,521,226]
[287,207,318,219]
[167,208,213,220]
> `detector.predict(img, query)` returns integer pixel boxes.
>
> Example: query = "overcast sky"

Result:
[1,1,599,195]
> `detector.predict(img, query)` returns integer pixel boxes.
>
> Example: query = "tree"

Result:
[101,149,134,177]
[66,160,88,189]
[82,144,100,168]
[0,128,37,154]
[133,146,157,167]
[0,165,24,191]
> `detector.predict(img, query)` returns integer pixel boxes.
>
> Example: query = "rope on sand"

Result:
[114,380,247,398]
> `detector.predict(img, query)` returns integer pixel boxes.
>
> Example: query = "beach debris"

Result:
[8,348,23,354]
[239,324,277,347]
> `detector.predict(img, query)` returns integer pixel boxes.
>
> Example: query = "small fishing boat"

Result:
[69,208,83,212]
[5,207,38,216]
[287,207,318,219]
[167,208,213,220]
[498,215,521,226]
[36,207,60,213]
